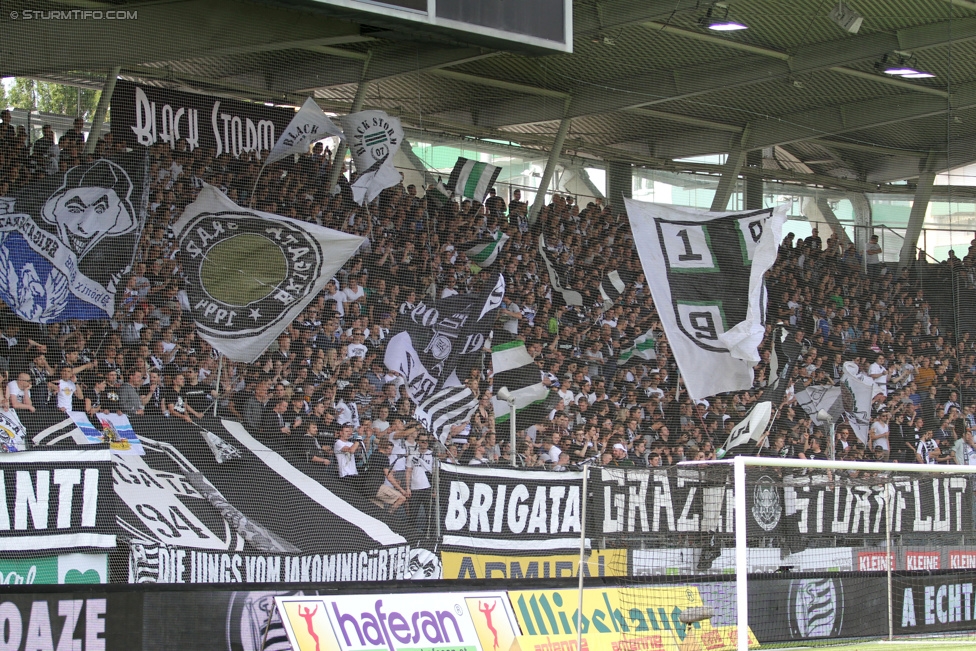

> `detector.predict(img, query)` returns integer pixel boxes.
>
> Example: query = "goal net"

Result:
[604,457,976,651]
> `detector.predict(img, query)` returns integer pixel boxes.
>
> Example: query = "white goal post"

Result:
[673,456,976,651]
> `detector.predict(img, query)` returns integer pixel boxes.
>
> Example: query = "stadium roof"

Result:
[5,0,976,193]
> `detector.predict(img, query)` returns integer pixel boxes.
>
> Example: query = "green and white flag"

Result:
[491,335,549,427]
[619,329,657,363]
[447,157,501,203]
[462,232,509,269]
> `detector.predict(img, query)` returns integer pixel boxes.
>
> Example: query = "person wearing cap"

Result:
[609,442,634,466]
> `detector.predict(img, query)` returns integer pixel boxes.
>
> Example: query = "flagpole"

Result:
[249,161,269,209]
[210,354,224,417]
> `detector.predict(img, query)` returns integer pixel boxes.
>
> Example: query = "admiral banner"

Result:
[277,591,521,651]
[441,550,627,580]
[438,464,583,552]
[0,450,114,553]
[111,80,295,158]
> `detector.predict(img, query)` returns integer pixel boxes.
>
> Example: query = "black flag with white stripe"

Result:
[415,386,478,445]
[539,233,583,307]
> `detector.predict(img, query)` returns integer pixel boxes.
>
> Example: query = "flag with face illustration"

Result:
[0,153,148,322]
[626,199,788,400]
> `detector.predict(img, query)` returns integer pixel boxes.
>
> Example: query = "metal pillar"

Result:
[898,157,938,269]
[710,131,750,212]
[529,99,572,224]
[84,65,121,155]
[813,197,854,249]
[744,149,763,210]
[606,161,632,216]
[850,192,872,273]
[327,53,372,194]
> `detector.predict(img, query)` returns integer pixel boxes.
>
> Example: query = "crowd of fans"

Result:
[3,112,976,527]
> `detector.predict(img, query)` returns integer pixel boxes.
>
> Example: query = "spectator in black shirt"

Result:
[162,373,202,424]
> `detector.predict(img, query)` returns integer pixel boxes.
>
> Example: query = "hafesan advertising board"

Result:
[276,592,520,651]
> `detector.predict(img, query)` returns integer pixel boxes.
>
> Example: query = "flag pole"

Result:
[210,354,224,417]
[249,161,269,209]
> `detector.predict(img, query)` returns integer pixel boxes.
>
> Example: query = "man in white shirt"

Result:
[868,354,888,397]
[334,424,361,479]
[869,410,890,459]
[343,274,366,315]
[499,296,521,335]
[7,373,35,413]
[57,365,84,412]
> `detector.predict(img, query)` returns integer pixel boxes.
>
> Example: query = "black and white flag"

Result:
[599,269,636,305]
[339,110,404,205]
[626,199,788,400]
[175,185,364,362]
[385,274,505,404]
[539,233,583,307]
[264,97,343,166]
[415,386,478,445]
[794,383,843,426]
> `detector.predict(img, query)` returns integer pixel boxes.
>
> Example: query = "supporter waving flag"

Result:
[264,97,343,166]
[385,274,505,405]
[490,333,550,430]
[339,110,404,205]
[626,199,788,400]
[175,185,364,362]
[539,233,583,307]
[461,231,509,269]
[446,157,501,203]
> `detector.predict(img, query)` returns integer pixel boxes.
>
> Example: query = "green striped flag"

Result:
[447,157,502,202]
[619,329,657,364]
[462,232,509,269]
[491,336,550,428]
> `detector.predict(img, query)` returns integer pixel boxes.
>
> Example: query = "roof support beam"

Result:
[479,15,976,128]
[710,130,750,211]
[530,100,573,223]
[899,156,938,269]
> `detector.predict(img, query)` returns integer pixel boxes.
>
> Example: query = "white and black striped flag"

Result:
[385,274,505,405]
[599,269,636,304]
[491,335,550,430]
[415,386,479,445]
[447,157,501,203]
[539,233,583,307]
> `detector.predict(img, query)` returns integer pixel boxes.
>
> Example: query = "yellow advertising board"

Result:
[441,551,628,580]
[506,587,757,651]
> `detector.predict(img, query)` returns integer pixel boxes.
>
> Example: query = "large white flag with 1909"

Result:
[627,199,789,400]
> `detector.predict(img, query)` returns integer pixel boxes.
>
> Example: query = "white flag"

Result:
[724,401,772,453]
[264,97,343,166]
[339,110,404,204]
[626,199,789,400]
[841,361,875,445]
[175,185,365,362]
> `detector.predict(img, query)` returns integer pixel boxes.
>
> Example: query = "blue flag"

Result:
[0,154,148,322]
